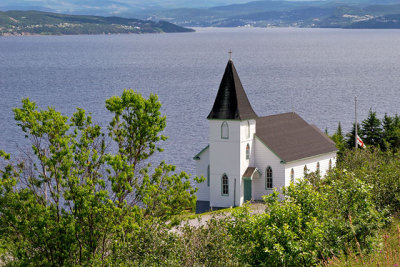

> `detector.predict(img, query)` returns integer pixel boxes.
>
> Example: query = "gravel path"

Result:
[174,203,266,231]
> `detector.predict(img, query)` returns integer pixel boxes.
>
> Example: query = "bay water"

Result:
[1,27,400,174]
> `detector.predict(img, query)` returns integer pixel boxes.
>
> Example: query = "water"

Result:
[1,27,400,174]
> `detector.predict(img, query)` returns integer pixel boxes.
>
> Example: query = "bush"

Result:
[224,169,386,266]
[0,91,200,265]
[338,148,400,214]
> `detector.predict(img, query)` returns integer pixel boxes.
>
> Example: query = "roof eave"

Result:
[283,149,338,165]
[193,145,210,160]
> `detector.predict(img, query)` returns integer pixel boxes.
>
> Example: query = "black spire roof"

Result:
[207,60,257,120]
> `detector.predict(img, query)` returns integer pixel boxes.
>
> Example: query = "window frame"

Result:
[247,120,250,139]
[265,166,273,189]
[246,143,250,160]
[221,121,229,139]
[290,168,294,183]
[221,174,229,196]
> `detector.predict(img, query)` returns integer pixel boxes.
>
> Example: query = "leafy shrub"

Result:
[0,91,200,265]
[339,148,400,214]
[224,169,386,266]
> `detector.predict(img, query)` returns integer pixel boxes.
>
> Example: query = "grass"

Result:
[169,203,265,227]
[323,218,400,267]
[170,205,240,225]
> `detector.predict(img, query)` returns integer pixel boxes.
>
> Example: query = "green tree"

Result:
[105,89,199,219]
[0,90,200,265]
[331,122,346,157]
[346,122,362,149]
[361,109,382,147]
[382,113,400,152]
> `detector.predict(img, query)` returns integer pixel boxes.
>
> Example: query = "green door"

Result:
[244,179,252,202]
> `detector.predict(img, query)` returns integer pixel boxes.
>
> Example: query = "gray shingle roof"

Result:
[255,112,337,162]
[207,60,257,120]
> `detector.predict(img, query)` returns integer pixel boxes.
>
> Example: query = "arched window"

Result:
[247,120,250,139]
[316,162,320,174]
[265,166,273,189]
[290,168,294,183]
[207,165,210,187]
[304,165,308,176]
[329,159,332,170]
[246,144,250,160]
[221,174,229,196]
[221,121,229,139]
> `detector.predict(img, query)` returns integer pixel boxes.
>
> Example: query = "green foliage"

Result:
[225,174,385,266]
[381,113,400,151]
[331,111,400,153]
[227,188,329,266]
[361,109,383,147]
[326,219,400,267]
[345,122,362,149]
[338,148,400,214]
[331,122,346,157]
[2,97,400,266]
[0,91,199,265]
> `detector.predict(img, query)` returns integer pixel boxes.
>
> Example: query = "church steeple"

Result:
[207,59,257,120]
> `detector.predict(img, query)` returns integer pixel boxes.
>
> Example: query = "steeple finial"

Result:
[228,49,232,61]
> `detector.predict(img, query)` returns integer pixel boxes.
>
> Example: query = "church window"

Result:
[329,159,332,170]
[316,162,320,174]
[207,165,210,187]
[304,165,308,176]
[247,121,250,138]
[290,168,294,183]
[221,174,229,196]
[246,144,250,160]
[221,121,229,139]
[265,166,273,189]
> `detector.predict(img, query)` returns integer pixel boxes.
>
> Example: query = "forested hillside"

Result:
[0,10,194,36]
[147,1,400,28]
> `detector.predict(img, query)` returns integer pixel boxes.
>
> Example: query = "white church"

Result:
[194,58,337,212]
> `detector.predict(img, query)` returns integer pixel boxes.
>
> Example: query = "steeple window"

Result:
[247,121,250,138]
[221,121,229,139]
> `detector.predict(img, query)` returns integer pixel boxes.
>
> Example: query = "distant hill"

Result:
[0,10,194,36]
[0,0,251,17]
[147,0,400,28]
[347,13,400,28]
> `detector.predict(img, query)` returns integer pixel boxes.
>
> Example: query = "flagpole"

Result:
[355,96,357,149]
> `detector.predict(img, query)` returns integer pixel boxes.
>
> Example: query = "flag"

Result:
[356,135,366,149]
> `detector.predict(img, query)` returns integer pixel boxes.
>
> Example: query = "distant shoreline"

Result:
[0,30,196,37]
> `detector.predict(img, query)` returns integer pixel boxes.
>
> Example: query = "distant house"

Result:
[194,59,337,212]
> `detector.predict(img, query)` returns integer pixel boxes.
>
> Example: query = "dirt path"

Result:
[173,203,266,231]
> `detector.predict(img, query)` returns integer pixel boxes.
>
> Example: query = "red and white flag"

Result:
[356,135,366,149]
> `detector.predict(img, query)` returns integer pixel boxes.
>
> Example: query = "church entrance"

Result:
[244,179,252,202]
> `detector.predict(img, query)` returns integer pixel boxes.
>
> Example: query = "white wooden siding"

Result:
[252,137,285,200]
[284,152,337,186]
[195,147,210,201]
